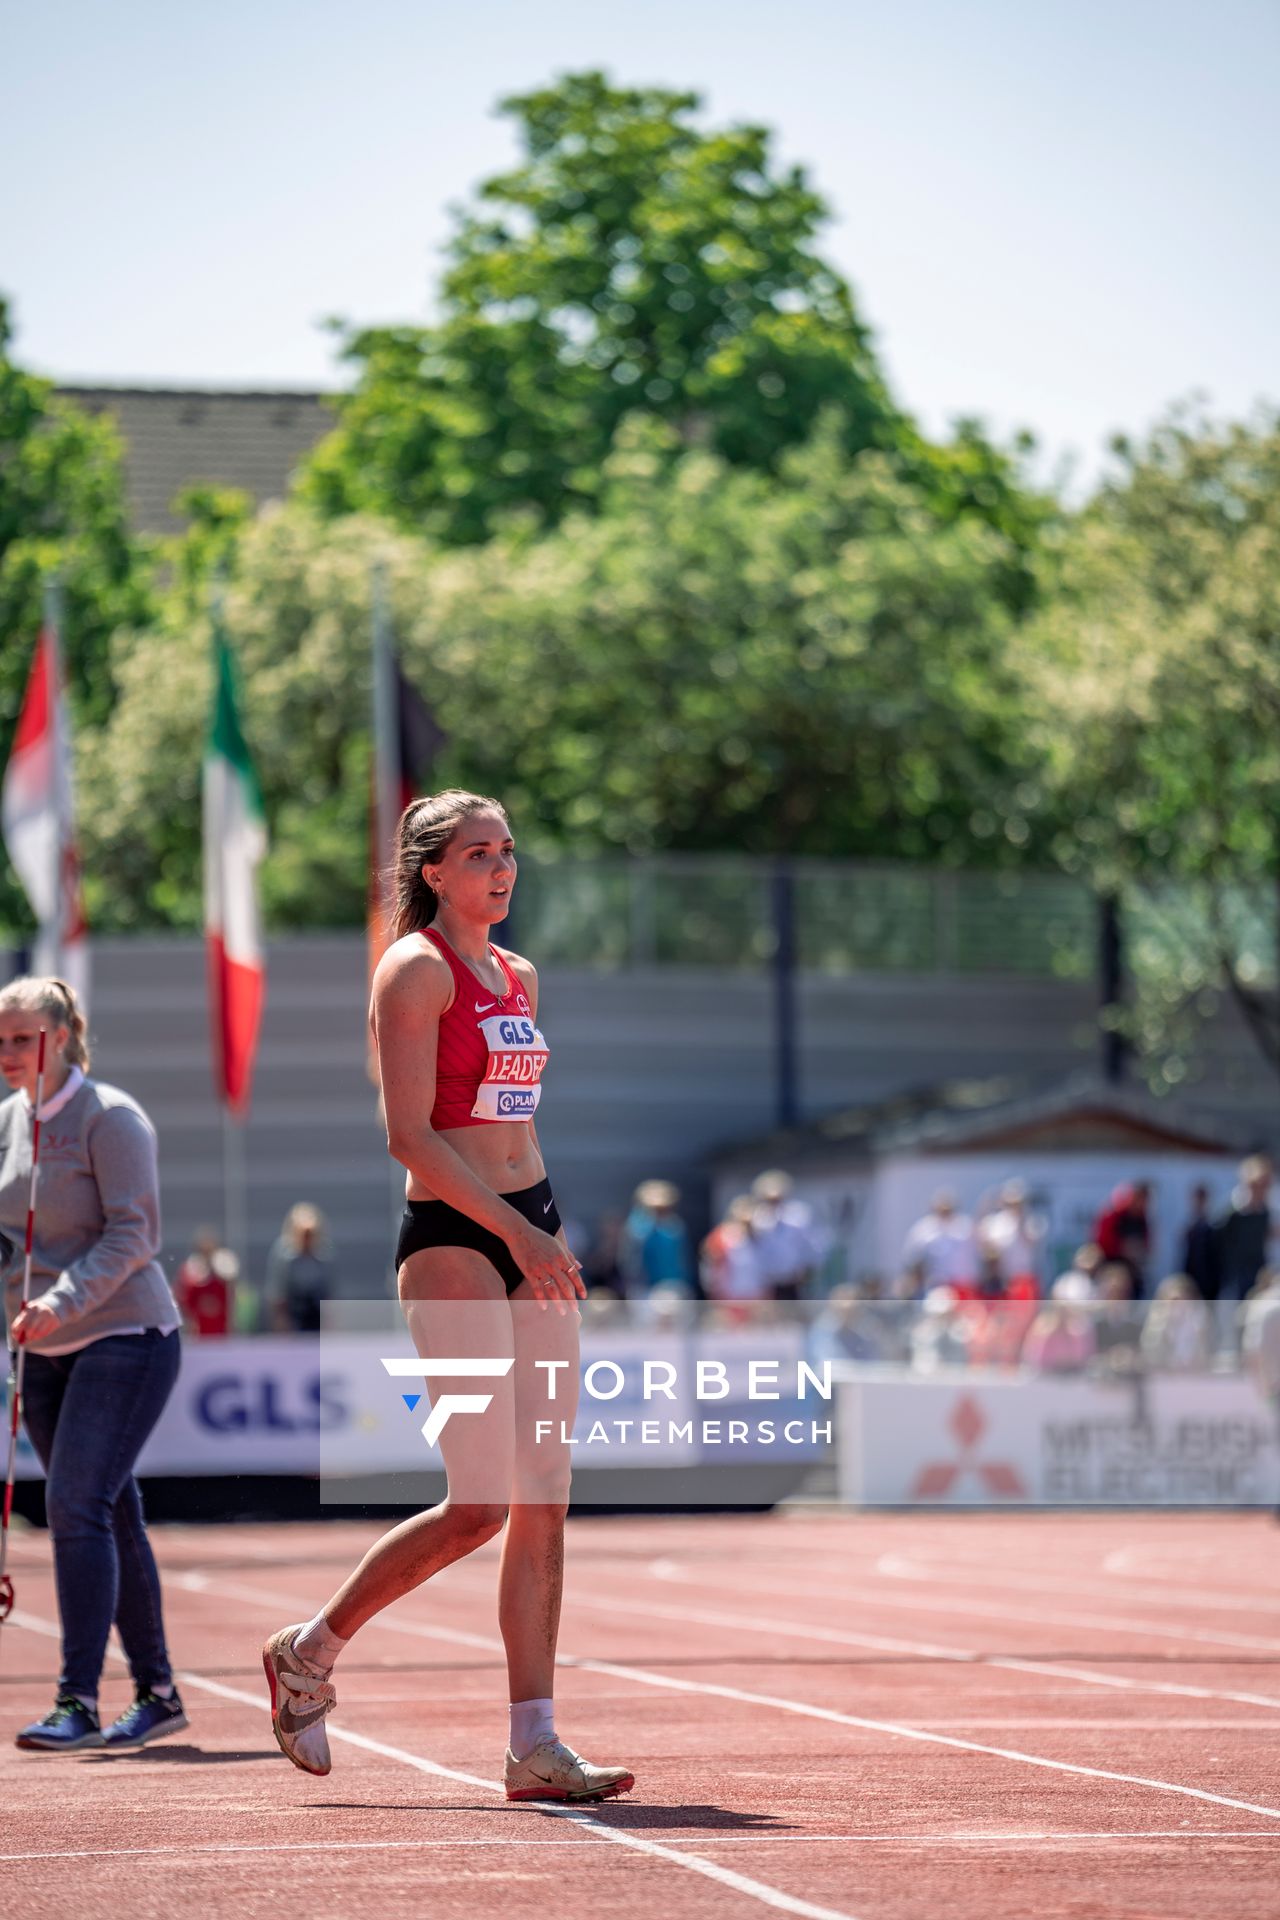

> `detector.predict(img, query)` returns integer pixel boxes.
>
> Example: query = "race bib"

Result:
[471,1012,549,1122]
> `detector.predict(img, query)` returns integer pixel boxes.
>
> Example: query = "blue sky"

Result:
[3,0,1276,488]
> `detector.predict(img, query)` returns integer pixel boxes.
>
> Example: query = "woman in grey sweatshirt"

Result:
[0,975,186,1753]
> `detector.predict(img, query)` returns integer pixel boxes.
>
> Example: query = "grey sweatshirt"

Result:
[0,1078,177,1355]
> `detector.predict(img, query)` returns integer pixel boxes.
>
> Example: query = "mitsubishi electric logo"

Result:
[381,1357,514,1445]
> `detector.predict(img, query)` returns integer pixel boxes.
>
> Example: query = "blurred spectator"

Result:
[1139,1275,1212,1373]
[1215,1157,1274,1302]
[580,1285,626,1330]
[1092,1262,1144,1375]
[1092,1183,1152,1295]
[1049,1242,1103,1299]
[890,1260,929,1303]
[1020,1274,1097,1374]
[980,1180,1046,1289]
[909,1287,971,1372]
[173,1225,236,1338]
[961,1263,1039,1368]
[808,1282,894,1368]
[266,1203,336,1334]
[1242,1269,1280,1430]
[700,1196,768,1303]
[581,1211,625,1296]
[902,1190,978,1292]
[1180,1184,1219,1300]
[749,1170,825,1302]
[620,1180,693,1297]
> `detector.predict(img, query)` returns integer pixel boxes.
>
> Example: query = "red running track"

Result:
[2,1510,1279,1919]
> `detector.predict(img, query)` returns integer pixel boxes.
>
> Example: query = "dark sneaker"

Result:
[102,1689,189,1749]
[16,1695,104,1752]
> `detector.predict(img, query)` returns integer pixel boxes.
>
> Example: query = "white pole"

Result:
[222,1107,251,1322]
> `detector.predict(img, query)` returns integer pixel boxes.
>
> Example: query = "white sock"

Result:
[69,1692,98,1714]
[509,1697,555,1758]
[294,1610,349,1674]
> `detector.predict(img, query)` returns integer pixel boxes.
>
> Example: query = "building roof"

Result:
[710,1073,1258,1173]
[58,385,335,535]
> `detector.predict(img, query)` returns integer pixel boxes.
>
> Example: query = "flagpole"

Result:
[42,577,66,981]
[370,561,404,1276]
[371,560,398,918]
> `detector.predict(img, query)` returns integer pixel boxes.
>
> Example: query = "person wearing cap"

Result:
[619,1179,692,1297]
[902,1190,978,1293]
[749,1170,825,1303]
[980,1180,1046,1291]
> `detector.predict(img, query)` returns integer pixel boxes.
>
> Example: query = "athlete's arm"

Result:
[373,940,579,1303]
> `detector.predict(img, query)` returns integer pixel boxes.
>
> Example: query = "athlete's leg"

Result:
[497,1274,579,1702]
[497,1256,633,1799]
[318,1250,515,1641]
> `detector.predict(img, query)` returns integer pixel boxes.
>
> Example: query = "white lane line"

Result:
[572,1658,1280,1824]
[6,1608,859,1920]
[636,1553,1280,1660]
[175,1557,1280,1721]
[847,1553,1280,1619]
[871,1543,1280,1620]
[4,1831,1280,1865]
[160,1571,1280,1828]
[637,1559,1280,1712]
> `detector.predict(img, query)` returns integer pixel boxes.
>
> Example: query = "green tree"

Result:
[405,414,1048,863]
[0,298,150,940]
[79,417,1048,931]
[79,506,437,931]
[303,72,902,545]
[1020,408,1280,1085]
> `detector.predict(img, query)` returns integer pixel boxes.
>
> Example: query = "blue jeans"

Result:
[21,1329,180,1701]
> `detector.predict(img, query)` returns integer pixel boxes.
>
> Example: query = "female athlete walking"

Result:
[263,790,634,1802]
[0,976,185,1752]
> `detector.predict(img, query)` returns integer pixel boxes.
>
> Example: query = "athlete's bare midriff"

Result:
[405,1121,545,1205]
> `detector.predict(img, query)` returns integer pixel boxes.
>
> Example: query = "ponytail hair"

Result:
[390,789,509,942]
[0,974,91,1072]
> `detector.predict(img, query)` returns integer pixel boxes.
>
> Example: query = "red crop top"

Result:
[424,929,549,1130]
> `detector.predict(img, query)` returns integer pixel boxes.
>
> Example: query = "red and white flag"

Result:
[1,613,90,1004]
[203,623,266,1116]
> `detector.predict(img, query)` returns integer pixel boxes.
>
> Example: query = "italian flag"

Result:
[203,627,266,1115]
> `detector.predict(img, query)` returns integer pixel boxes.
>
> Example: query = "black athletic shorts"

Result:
[394,1177,561,1298]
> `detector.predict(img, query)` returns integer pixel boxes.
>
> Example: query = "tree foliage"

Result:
[407,414,1047,861]
[0,298,151,939]
[80,414,1048,932]
[1020,409,1280,1083]
[302,71,1035,572]
[79,507,436,932]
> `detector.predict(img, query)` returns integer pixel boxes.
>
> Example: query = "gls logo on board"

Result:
[196,1372,348,1434]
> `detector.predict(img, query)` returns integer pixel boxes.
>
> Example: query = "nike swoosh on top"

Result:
[475,1001,497,1012]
